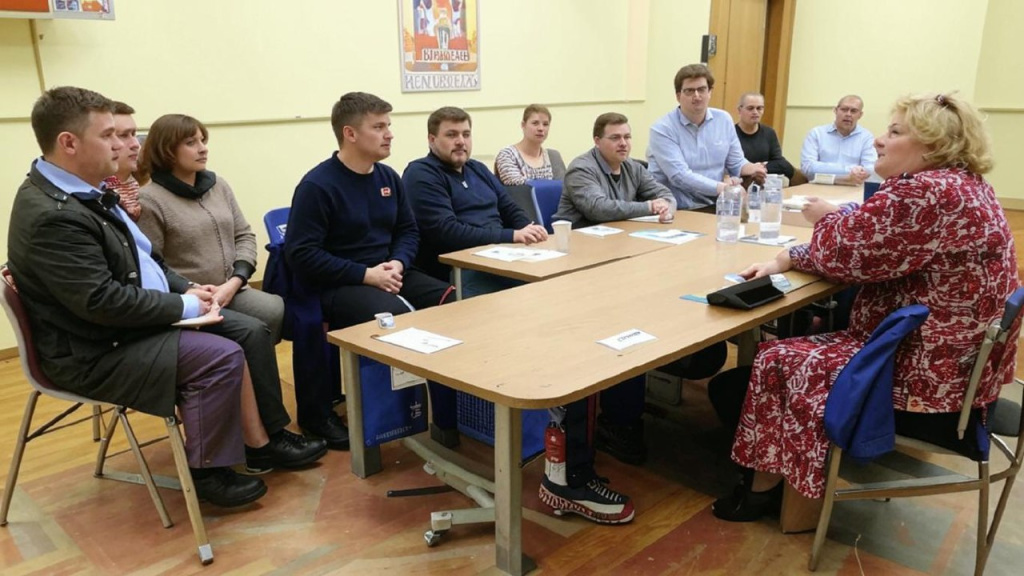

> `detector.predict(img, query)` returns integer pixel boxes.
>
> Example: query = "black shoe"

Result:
[712,481,783,522]
[245,429,329,473]
[300,413,350,451]
[192,467,268,508]
[594,414,647,466]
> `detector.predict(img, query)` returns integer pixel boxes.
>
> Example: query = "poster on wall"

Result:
[0,0,50,17]
[51,0,114,20]
[398,0,480,93]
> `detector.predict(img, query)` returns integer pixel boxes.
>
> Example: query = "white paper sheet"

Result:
[628,229,702,245]
[473,246,567,262]
[597,328,657,351]
[576,225,624,237]
[739,234,797,246]
[375,328,462,354]
[391,366,428,390]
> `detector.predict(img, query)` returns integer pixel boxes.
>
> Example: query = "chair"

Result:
[809,288,1024,575]
[504,185,541,225]
[528,179,562,233]
[0,266,213,565]
[264,206,290,246]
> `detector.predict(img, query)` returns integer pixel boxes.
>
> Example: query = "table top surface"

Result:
[330,222,839,408]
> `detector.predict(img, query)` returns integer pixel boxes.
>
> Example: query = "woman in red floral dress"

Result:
[714,92,1020,521]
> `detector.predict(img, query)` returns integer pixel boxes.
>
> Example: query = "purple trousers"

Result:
[177,331,245,468]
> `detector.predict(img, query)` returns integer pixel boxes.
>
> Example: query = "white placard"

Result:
[391,366,428,390]
[375,328,462,354]
[597,329,657,351]
[576,225,624,237]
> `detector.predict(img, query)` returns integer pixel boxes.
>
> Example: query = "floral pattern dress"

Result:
[731,167,1020,499]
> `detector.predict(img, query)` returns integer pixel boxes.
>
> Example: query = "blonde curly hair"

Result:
[892,92,993,174]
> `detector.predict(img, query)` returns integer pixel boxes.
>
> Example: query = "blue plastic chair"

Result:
[263,207,290,246]
[528,179,563,232]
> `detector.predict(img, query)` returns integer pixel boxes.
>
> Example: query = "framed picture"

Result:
[398,0,480,93]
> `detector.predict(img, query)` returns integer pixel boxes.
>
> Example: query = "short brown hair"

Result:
[331,92,393,143]
[593,112,629,139]
[428,106,472,135]
[892,92,994,174]
[138,114,208,182]
[111,101,135,115]
[674,64,715,93]
[31,86,114,155]
[522,104,551,123]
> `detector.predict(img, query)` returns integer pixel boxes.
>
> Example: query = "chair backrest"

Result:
[504,185,541,226]
[528,179,562,233]
[823,304,930,460]
[264,207,290,246]
[0,266,85,403]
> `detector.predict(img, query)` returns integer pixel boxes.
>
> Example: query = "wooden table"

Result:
[781,182,865,228]
[328,230,841,575]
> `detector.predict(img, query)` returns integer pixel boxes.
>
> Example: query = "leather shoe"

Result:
[192,467,267,508]
[300,413,350,451]
[245,429,328,473]
[712,480,783,522]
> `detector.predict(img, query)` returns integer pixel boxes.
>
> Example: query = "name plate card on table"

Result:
[597,328,657,351]
[576,225,624,237]
[473,246,567,262]
[374,328,462,354]
[628,229,702,245]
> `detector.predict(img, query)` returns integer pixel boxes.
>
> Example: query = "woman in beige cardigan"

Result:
[137,114,284,343]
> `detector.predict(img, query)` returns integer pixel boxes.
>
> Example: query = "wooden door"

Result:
[706,0,796,141]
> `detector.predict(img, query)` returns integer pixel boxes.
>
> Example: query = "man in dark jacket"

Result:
[7,87,302,507]
[403,107,634,525]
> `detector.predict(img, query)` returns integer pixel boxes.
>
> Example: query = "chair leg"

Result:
[93,405,122,478]
[91,404,102,442]
[808,445,843,571]
[118,408,172,528]
[984,471,1018,568]
[0,391,40,526]
[974,461,990,576]
[165,416,213,565]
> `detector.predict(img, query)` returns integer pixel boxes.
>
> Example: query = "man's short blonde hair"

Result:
[893,92,993,174]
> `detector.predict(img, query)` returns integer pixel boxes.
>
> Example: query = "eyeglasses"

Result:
[681,86,710,96]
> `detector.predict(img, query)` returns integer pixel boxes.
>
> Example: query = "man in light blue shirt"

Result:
[800,95,877,185]
[647,63,767,210]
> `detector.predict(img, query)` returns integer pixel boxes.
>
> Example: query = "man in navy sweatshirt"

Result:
[284,92,456,449]
[402,107,635,525]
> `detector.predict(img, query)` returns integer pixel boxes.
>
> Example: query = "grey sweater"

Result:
[553,148,676,227]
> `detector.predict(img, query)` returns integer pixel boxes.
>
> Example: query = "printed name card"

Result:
[597,328,657,351]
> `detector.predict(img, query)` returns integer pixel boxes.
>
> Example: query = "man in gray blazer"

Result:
[554,113,676,227]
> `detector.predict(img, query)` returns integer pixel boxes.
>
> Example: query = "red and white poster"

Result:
[398,0,480,93]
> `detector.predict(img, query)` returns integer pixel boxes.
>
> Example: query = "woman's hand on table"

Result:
[740,249,793,280]
[801,197,840,225]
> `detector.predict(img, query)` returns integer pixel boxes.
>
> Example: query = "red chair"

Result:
[0,265,213,565]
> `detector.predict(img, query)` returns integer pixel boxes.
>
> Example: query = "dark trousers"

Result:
[201,308,292,435]
[177,331,246,468]
[307,268,456,427]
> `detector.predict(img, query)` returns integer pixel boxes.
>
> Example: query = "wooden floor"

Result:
[2,211,1024,575]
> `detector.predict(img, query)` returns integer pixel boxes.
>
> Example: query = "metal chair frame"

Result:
[0,265,213,565]
[809,289,1024,575]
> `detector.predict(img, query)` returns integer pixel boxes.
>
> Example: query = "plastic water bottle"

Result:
[759,175,783,242]
[746,183,762,224]
[716,184,742,243]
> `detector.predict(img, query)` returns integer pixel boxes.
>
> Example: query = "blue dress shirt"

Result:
[33,159,199,318]
[800,123,877,179]
[646,107,748,210]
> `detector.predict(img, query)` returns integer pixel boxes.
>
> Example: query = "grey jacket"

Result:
[553,148,675,227]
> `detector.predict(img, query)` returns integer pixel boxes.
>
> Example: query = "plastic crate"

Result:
[456,391,547,459]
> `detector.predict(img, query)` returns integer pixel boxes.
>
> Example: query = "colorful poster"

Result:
[398,0,480,93]
[52,0,114,19]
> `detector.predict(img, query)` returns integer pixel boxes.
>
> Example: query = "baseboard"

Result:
[0,346,18,361]
[1000,198,1024,212]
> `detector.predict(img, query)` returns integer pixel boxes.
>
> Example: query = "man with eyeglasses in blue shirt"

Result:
[800,95,877,186]
[647,63,767,211]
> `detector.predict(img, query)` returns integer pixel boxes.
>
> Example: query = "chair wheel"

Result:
[424,529,444,547]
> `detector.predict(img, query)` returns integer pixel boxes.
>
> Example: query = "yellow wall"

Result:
[782,0,989,170]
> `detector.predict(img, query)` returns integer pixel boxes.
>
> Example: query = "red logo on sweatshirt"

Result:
[380,187,392,197]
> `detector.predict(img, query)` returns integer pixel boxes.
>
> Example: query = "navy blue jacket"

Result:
[285,154,419,290]
[403,153,530,279]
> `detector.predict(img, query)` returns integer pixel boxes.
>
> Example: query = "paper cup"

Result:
[552,220,572,253]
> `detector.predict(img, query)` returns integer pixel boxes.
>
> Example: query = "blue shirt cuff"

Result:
[180,294,200,319]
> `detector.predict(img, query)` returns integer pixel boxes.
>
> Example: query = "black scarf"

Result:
[151,169,217,200]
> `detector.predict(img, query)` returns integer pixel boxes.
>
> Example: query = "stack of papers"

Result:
[473,246,567,262]
[576,225,624,237]
[628,229,702,245]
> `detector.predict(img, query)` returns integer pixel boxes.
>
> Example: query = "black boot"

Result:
[712,478,783,522]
